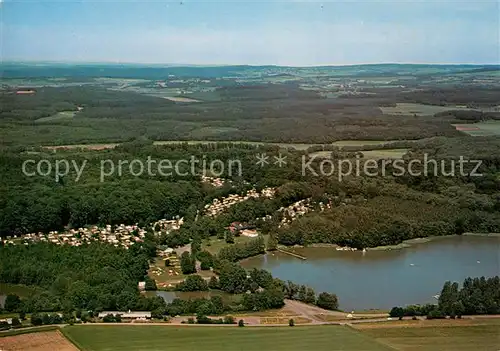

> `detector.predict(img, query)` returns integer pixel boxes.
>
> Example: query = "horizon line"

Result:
[2,60,500,68]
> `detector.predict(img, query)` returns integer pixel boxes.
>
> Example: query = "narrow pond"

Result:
[242,235,500,311]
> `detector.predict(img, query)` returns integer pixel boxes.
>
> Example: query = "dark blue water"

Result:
[242,235,500,311]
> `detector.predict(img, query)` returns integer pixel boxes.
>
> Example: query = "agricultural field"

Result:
[309,148,409,159]
[0,330,79,351]
[331,140,400,147]
[35,110,77,123]
[452,120,500,136]
[361,149,409,159]
[355,319,500,351]
[162,96,202,103]
[379,103,474,116]
[62,325,392,351]
[202,235,267,256]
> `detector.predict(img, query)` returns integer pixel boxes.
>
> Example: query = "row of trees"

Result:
[218,236,266,262]
[282,280,339,310]
[390,276,500,319]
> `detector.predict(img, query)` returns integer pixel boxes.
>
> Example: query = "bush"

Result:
[102,314,115,323]
[196,314,212,324]
[238,319,245,327]
[316,292,338,311]
[289,318,295,327]
[4,294,21,312]
[144,276,157,291]
[208,276,220,290]
[11,317,21,328]
[427,310,446,320]
[223,315,235,324]
[176,275,209,292]
[180,252,196,274]
[31,313,43,326]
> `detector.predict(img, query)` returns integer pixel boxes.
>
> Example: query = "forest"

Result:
[1,65,499,321]
[2,83,485,146]
[1,138,500,250]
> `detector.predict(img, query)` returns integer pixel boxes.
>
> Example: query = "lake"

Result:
[146,290,238,305]
[242,235,500,311]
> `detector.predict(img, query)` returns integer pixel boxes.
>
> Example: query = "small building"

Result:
[16,90,36,95]
[138,281,146,291]
[241,229,258,238]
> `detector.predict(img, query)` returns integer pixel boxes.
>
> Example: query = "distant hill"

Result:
[1,62,498,79]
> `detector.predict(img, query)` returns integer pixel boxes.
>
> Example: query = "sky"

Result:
[1,0,499,66]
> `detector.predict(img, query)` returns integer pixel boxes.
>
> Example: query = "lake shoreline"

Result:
[280,233,500,253]
[243,235,499,311]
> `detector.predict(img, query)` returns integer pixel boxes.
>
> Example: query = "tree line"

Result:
[390,276,500,319]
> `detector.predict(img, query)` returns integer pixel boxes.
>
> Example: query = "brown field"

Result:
[353,317,500,330]
[0,330,78,351]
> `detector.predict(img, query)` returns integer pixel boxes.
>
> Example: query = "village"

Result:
[1,218,185,249]
[204,187,276,217]
[1,185,278,248]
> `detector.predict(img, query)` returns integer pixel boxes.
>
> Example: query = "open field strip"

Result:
[452,120,500,136]
[42,139,419,151]
[361,149,409,159]
[355,319,500,351]
[162,96,202,103]
[62,325,392,351]
[309,148,409,159]
[331,140,398,147]
[35,111,77,123]
[379,103,475,116]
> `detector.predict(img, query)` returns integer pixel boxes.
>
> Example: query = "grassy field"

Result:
[361,149,409,159]
[62,325,392,351]
[357,319,500,351]
[202,235,267,255]
[309,148,409,159]
[35,110,76,123]
[452,120,500,136]
[331,140,397,147]
[162,96,202,103]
